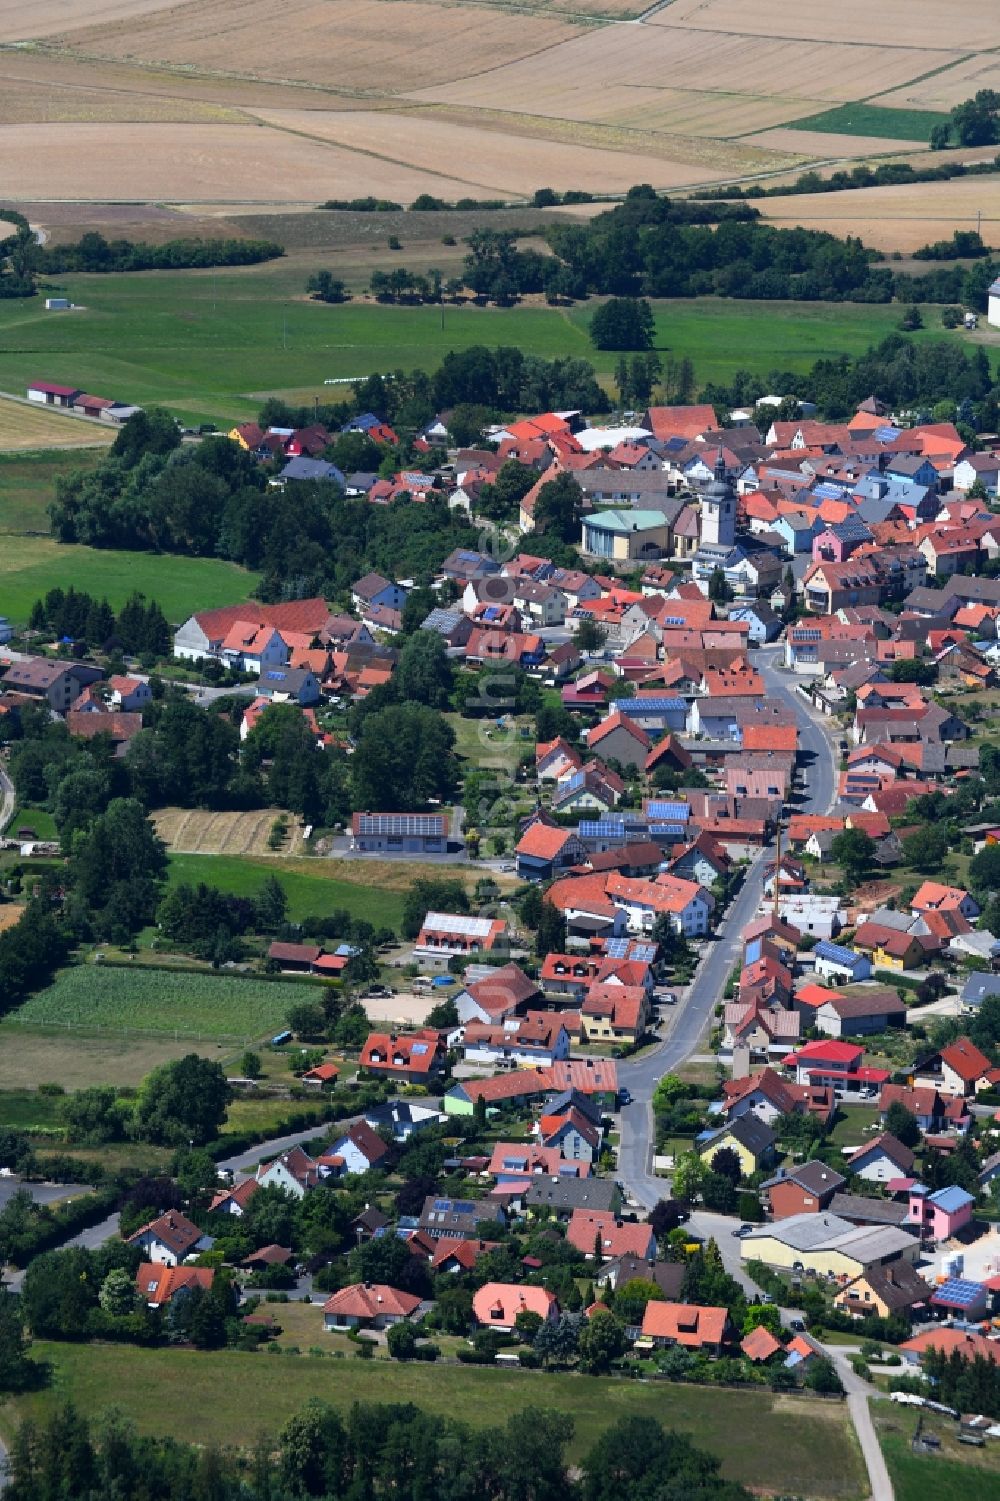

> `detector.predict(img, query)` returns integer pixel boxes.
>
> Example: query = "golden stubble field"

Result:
[0,0,996,235]
[0,397,115,450]
[760,176,1000,252]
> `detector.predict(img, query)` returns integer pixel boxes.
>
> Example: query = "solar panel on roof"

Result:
[605,937,629,958]
[580,820,627,839]
[630,942,657,962]
[411,1043,428,1056]
[433,1199,451,1211]
[874,426,900,442]
[933,1278,982,1307]
[646,800,690,820]
[622,697,685,712]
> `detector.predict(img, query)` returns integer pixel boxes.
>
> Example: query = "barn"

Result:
[26,381,80,407]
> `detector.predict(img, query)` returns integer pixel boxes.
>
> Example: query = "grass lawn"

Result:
[13,964,322,1042]
[826,1106,881,1151]
[0,1022,224,1090]
[165,853,410,929]
[3,1342,867,1498]
[872,1401,1000,1501]
[223,1094,328,1139]
[7,806,58,840]
[0,535,258,626]
[0,1088,63,1130]
[785,105,951,143]
[0,260,960,425]
[0,449,105,535]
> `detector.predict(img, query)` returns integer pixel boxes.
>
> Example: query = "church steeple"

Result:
[699,447,735,549]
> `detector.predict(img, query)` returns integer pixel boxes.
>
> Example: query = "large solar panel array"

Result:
[357,813,447,834]
[423,912,493,937]
[621,697,686,713]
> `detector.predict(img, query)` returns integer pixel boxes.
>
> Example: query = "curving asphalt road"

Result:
[616,646,838,1210]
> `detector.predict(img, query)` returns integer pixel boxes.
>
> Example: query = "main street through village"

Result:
[617,647,838,1210]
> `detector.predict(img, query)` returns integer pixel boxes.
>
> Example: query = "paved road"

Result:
[826,1348,894,1501]
[0,766,15,836]
[616,652,838,1210]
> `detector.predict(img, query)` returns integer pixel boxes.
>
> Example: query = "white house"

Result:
[988,275,1000,330]
[126,1211,211,1266]
[847,1132,915,1184]
[107,675,152,711]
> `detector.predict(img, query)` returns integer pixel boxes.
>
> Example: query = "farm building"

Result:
[26,380,80,407]
[351,811,449,855]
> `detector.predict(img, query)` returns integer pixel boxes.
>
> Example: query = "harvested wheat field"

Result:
[652,0,997,50]
[876,51,1000,112]
[760,177,1000,253]
[415,27,955,126]
[742,128,927,159]
[51,0,583,93]
[153,807,307,857]
[0,121,511,203]
[0,903,24,933]
[0,398,115,451]
[0,0,179,41]
[250,107,744,192]
[0,75,244,126]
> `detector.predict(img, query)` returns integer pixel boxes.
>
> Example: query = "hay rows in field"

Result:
[18,965,319,1038]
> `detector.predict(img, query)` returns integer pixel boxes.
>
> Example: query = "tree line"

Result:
[694,152,1000,203]
[4,1401,751,1501]
[27,588,169,658]
[39,232,283,275]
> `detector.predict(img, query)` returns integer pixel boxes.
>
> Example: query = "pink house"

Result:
[812,520,870,563]
[907,1184,975,1241]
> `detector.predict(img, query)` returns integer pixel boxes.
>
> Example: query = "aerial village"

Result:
[7,388,1000,1463]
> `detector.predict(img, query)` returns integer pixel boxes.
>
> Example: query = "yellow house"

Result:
[698,1115,775,1178]
[833,1262,932,1321]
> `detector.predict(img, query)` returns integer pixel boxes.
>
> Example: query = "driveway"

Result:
[825,1348,894,1501]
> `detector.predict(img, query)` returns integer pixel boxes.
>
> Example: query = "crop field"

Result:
[0,397,114,452]
[48,0,583,95]
[14,965,319,1040]
[742,129,930,159]
[7,1342,867,1497]
[876,52,1000,113]
[0,1020,220,1089]
[783,104,950,143]
[651,0,997,50]
[760,176,1000,252]
[0,0,989,218]
[0,535,257,626]
[154,808,307,858]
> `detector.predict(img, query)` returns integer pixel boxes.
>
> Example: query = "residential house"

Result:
[833,1262,932,1322]
[812,941,873,986]
[359,1028,444,1085]
[413,912,507,958]
[586,711,652,771]
[472,1283,558,1332]
[697,1116,776,1177]
[762,1161,846,1220]
[256,1146,321,1198]
[351,573,408,614]
[906,1184,975,1242]
[515,822,588,882]
[455,963,541,1025]
[323,1284,422,1331]
[566,1210,657,1261]
[916,1035,993,1098]
[813,990,906,1038]
[523,1178,621,1219]
[537,1107,602,1162]
[581,509,672,562]
[847,1132,916,1184]
[136,1263,214,1309]
[126,1211,211,1266]
[640,1302,730,1354]
[1,656,101,713]
[324,1122,391,1176]
[418,1195,505,1240]
[107,675,152,711]
[462,1013,570,1070]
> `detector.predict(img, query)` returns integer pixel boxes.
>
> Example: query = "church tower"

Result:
[699,448,736,549]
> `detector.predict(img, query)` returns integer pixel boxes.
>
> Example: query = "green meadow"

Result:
[0,261,947,426]
[787,104,951,143]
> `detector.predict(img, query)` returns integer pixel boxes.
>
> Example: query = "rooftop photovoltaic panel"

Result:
[358,813,447,834]
[630,942,657,962]
[622,697,685,712]
[580,820,627,839]
[646,800,690,820]
[875,426,900,443]
[933,1278,982,1307]
[424,912,493,937]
